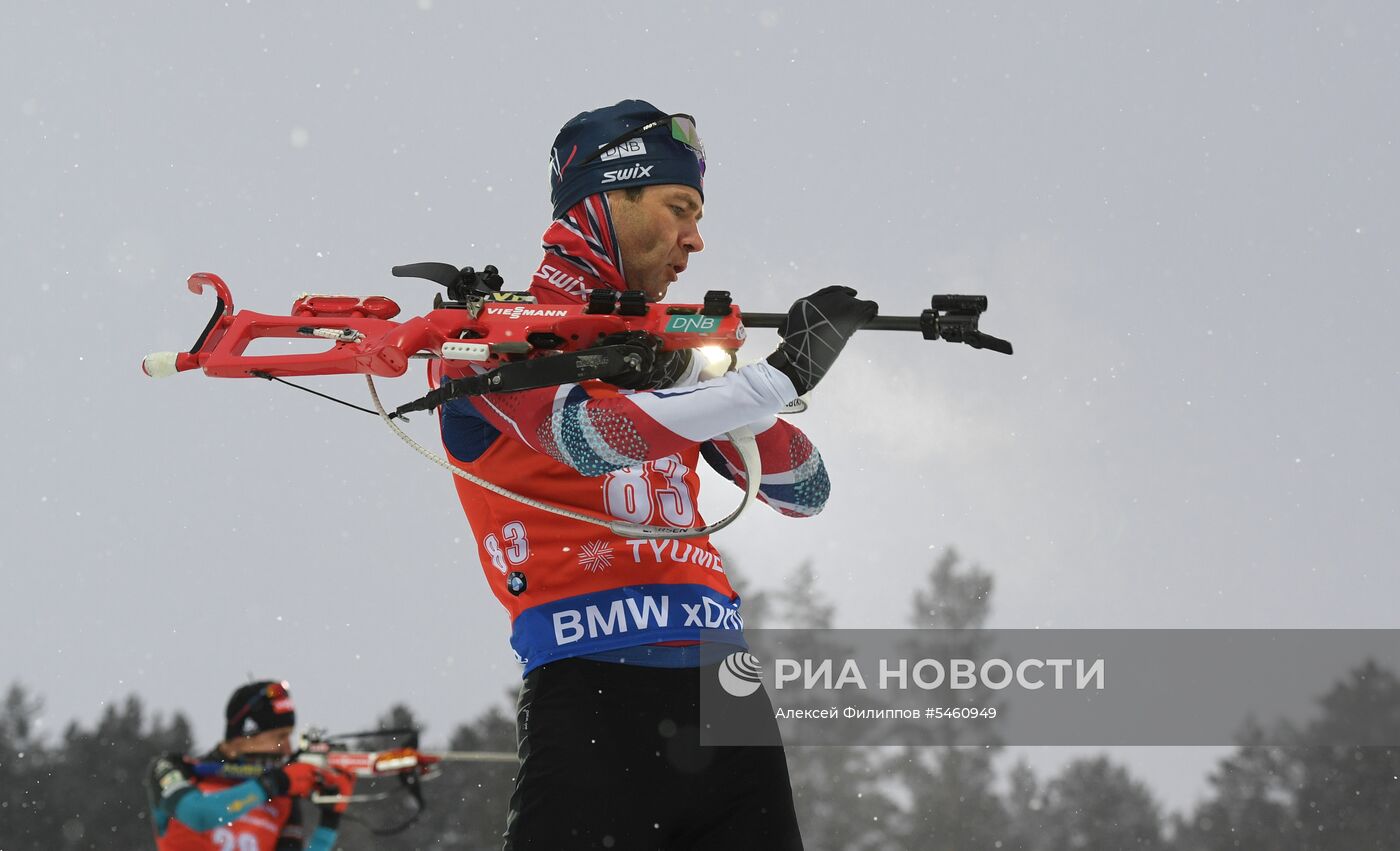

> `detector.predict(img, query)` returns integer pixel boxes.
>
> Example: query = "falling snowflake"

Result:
[578,539,615,573]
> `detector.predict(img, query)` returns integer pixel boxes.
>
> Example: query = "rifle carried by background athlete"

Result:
[192,726,514,836]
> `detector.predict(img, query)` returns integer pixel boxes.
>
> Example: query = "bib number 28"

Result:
[212,828,260,851]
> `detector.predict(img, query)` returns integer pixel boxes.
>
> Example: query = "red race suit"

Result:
[435,194,831,674]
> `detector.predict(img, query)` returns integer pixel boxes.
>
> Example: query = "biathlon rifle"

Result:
[143,263,1012,537]
[194,726,515,836]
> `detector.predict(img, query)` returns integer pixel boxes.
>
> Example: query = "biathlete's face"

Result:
[609,184,704,302]
[221,726,295,758]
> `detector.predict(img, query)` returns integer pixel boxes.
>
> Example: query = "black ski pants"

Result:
[503,657,803,850]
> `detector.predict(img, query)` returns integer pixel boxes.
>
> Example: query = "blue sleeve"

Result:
[168,779,270,832]
[305,825,339,851]
[440,396,502,462]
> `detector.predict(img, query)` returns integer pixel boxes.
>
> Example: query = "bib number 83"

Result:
[602,457,695,527]
[483,520,529,574]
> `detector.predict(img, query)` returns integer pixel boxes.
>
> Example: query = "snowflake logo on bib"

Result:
[577,540,616,573]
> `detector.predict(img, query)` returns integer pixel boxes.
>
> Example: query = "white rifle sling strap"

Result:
[367,377,762,541]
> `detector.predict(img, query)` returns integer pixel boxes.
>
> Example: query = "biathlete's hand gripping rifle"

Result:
[143,264,1012,537]
[192,727,516,836]
[397,293,1012,416]
[740,294,1012,352]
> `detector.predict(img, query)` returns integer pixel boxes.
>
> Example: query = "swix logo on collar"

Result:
[601,164,654,184]
[534,263,589,297]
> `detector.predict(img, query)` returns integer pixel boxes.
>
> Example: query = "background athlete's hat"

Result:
[549,99,705,220]
[224,680,296,740]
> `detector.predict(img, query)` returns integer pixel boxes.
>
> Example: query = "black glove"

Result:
[592,331,695,391]
[765,286,879,395]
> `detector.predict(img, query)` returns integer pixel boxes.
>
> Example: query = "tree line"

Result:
[3,550,1398,849]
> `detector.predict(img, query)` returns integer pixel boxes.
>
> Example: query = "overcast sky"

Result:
[3,0,1397,814]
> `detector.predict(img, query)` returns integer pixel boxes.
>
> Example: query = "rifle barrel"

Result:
[739,313,923,332]
[435,750,519,763]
